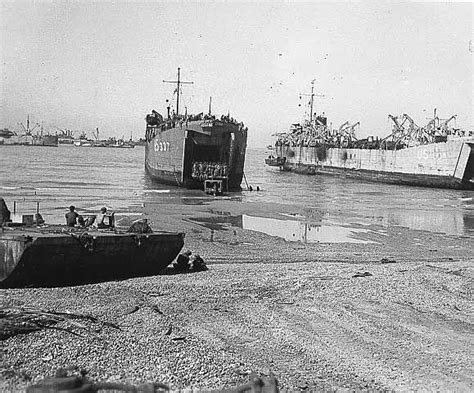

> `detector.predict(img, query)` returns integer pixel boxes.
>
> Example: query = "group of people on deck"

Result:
[65,206,114,229]
[191,161,228,182]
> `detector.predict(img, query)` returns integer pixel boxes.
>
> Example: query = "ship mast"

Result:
[163,68,194,117]
[300,79,324,123]
[19,114,40,135]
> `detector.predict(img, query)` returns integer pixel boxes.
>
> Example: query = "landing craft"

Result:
[0,200,184,288]
[266,82,474,190]
[145,68,248,193]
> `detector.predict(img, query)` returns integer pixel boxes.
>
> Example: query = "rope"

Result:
[242,172,250,190]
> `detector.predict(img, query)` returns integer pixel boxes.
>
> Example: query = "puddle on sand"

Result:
[189,214,378,244]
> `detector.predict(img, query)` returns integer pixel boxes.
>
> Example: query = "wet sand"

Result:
[1,196,473,391]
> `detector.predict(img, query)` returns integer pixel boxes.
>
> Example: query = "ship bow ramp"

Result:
[145,118,247,191]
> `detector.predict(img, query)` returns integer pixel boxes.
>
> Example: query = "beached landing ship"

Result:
[267,84,474,189]
[145,68,248,192]
[0,227,184,288]
[0,202,184,288]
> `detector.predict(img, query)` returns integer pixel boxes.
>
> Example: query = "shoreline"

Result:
[1,197,473,391]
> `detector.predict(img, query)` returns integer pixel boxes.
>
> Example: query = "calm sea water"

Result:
[0,145,473,237]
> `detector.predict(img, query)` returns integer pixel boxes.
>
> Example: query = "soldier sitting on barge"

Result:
[94,207,114,229]
[65,206,79,227]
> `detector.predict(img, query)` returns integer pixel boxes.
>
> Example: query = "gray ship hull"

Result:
[145,119,247,191]
[273,138,474,190]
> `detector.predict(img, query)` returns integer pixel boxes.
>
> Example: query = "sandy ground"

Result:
[1,197,473,391]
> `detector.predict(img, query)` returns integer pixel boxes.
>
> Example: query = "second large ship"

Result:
[145,68,248,191]
[266,83,474,190]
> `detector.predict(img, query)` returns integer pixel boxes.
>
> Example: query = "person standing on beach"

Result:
[65,205,79,227]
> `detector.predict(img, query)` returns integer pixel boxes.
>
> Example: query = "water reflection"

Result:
[245,148,474,237]
[370,208,473,236]
[189,214,379,244]
[1,146,473,237]
[243,215,379,244]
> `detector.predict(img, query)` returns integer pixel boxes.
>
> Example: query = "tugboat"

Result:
[266,81,474,190]
[145,68,248,192]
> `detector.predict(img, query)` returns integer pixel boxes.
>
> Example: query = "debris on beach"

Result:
[26,368,170,393]
[127,218,153,234]
[191,254,208,272]
[352,271,373,278]
[122,305,140,315]
[173,250,193,272]
[25,368,279,393]
[234,372,279,393]
[173,251,208,272]
[0,307,120,340]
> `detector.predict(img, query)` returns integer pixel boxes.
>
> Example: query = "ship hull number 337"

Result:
[154,140,171,152]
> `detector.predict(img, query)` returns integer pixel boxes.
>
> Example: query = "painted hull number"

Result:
[154,140,170,152]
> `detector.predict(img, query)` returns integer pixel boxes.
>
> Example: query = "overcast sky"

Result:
[1,1,472,146]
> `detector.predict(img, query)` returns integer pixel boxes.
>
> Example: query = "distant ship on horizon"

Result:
[0,116,58,147]
[72,128,135,148]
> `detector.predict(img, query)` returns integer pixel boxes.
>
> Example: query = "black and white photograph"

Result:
[1,0,473,391]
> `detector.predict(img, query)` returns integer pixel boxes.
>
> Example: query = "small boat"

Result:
[265,155,286,167]
[0,225,184,288]
[106,139,135,148]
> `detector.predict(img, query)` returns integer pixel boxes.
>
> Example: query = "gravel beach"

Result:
[1,197,473,391]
